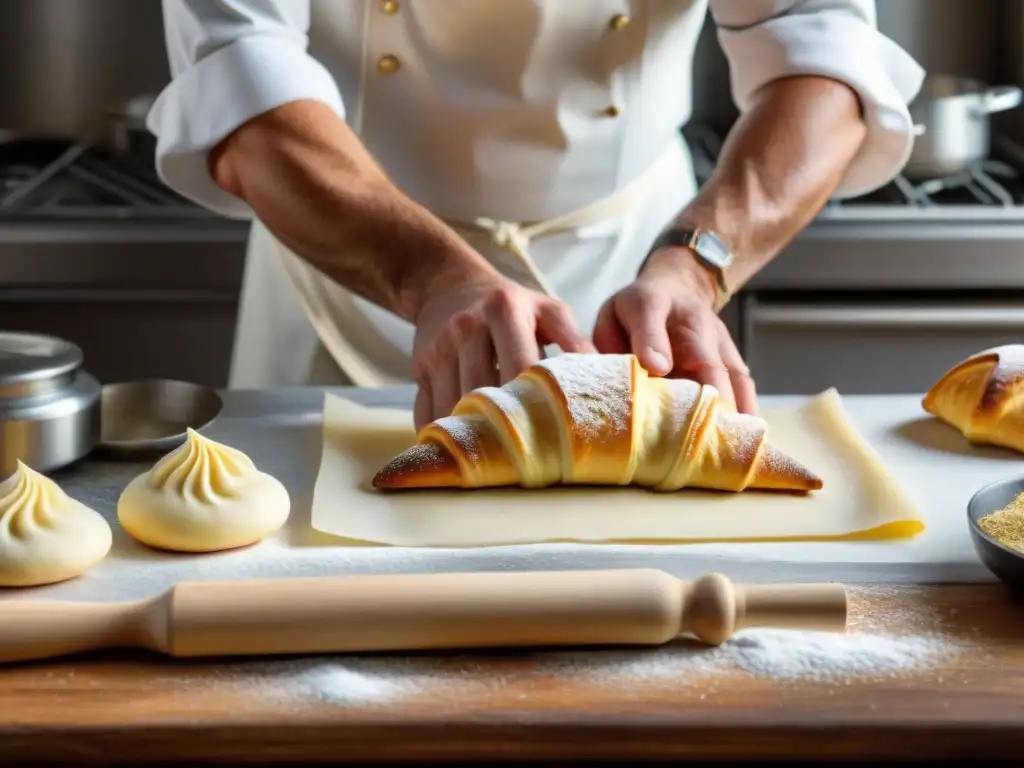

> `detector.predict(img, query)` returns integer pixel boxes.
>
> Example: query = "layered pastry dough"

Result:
[118,429,290,552]
[923,344,1024,454]
[374,353,822,493]
[0,461,112,587]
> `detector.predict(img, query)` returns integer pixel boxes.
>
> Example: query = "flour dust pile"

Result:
[220,627,966,708]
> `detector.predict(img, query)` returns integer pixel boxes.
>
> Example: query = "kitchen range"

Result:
[0,0,251,385]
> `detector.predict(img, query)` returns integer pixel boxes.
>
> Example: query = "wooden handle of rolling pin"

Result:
[0,569,847,663]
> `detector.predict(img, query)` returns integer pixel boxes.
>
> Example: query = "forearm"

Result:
[210,99,501,322]
[669,75,868,293]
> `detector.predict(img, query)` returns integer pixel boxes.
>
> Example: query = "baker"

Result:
[149,0,923,429]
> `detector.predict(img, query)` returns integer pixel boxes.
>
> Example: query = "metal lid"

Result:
[0,332,82,386]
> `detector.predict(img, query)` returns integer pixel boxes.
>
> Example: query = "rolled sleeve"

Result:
[710,0,925,198]
[147,1,345,219]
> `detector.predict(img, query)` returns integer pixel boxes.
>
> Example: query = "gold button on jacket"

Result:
[377,54,401,75]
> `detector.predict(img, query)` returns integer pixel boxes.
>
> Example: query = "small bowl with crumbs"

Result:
[967,476,1024,593]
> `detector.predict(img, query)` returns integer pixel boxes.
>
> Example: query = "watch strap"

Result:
[648,227,734,312]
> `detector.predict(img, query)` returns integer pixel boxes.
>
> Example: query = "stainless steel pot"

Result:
[0,333,101,476]
[905,75,1023,180]
[0,0,169,141]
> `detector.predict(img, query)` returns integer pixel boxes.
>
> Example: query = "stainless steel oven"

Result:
[742,295,1024,394]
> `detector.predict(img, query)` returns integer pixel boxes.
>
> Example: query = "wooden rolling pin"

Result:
[0,569,847,664]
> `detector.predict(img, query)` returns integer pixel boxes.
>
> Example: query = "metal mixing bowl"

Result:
[97,379,223,459]
[967,475,1024,593]
[0,332,101,476]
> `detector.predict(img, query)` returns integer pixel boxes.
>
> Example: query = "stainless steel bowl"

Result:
[97,379,222,459]
[0,332,101,476]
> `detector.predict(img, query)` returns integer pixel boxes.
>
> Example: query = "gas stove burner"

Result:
[887,160,1020,208]
[822,143,1024,210]
[1,163,38,193]
[0,139,215,221]
[684,122,1024,218]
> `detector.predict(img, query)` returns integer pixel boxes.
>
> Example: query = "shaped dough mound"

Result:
[0,461,112,587]
[923,344,1024,454]
[118,429,290,553]
[374,353,822,493]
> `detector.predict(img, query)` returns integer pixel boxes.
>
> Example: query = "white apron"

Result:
[228,136,698,388]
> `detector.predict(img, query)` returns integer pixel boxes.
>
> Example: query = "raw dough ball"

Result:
[0,461,112,587]
[118,429,290,552]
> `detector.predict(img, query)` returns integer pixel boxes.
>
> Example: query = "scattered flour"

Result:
[296,664,412,704]
[216,662,399,706]
[545,628,963,686]
[221,654,505,707]
[719,629,958,681]
[216,627,966,708]
[281,660,426,705]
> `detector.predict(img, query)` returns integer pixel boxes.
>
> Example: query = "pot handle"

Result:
[977,85,1023,116]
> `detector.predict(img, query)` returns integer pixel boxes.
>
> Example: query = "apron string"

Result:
[450,143,680,298]
[471,217,558,297]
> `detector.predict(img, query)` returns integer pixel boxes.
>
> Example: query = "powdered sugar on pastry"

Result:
[533,354,634,485]
[373,354,822,494]
[975,345,1024,412]
[534,354,632,441]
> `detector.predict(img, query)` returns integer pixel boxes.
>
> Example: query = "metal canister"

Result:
[0,333,101,476]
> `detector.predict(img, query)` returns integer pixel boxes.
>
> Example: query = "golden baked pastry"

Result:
[923,344,1024,454]
[373,354,822,493]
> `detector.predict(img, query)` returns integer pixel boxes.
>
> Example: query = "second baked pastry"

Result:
[923,344,1024,454]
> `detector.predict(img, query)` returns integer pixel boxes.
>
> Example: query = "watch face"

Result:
[696,231,734,269]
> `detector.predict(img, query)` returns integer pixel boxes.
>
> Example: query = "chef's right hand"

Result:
[411,277,594,430]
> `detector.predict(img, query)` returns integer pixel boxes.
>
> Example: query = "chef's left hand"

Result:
[592,247,758,415]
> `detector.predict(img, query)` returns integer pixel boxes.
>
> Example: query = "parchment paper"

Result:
[310,389,924,547]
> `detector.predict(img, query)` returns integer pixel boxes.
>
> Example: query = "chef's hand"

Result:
[412,277,595,430]
[592,247,758,415]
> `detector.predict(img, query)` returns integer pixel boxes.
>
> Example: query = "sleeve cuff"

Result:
[146,34,346,219]
[717,13,925,198]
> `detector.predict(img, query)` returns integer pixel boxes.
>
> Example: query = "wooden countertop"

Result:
[5,386,1021,762]
[4,583,1024,763]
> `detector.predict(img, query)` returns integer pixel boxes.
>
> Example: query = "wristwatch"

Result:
[648,227,735,311]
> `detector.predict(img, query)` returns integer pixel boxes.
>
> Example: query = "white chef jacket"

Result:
[148,0,924,389]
